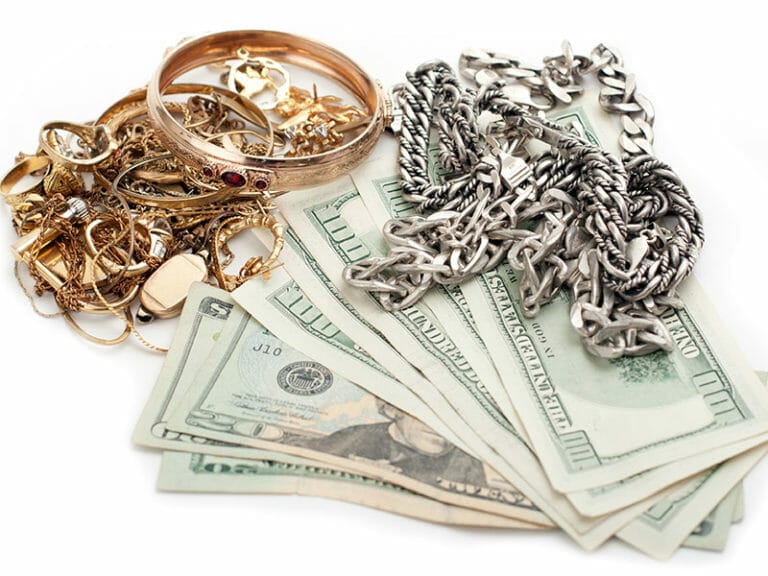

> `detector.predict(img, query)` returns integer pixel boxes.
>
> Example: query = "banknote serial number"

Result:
[253,343,283,357]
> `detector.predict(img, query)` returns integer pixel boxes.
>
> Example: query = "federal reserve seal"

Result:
[277,361,333,396]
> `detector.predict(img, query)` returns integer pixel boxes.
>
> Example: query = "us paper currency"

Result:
[682,486,739,552]
[158,451,547,530]
[351,148,768,536]
[156,447,744,546]
[616,372,768,557]
[132,283,316,467]
[164,304,551,526]
[462,263,768,490]
[233,257,473,455]
[616,444,765,559]
[273,180,674,549]
[351,143,768,495]
[166,269,732,545]
[155,449,730,547]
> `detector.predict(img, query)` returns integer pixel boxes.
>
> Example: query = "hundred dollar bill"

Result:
[350,147,768,556]
[133,283,312,467]
[158,451,548,530]
[617,371,768,557]
[234,249,472,455]
[682,485,739,552]
[352,151,768,519]
[165,307,551,526]
[617,444,765,558]
[353,141,768,494]
[461,265,768,491]
[273,177,673,549]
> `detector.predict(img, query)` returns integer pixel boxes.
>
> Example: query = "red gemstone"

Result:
[221,171,246,187]
[255,178,268,191]
[202,166,214,177]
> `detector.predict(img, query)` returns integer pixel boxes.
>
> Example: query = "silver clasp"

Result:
[516,114,565,147]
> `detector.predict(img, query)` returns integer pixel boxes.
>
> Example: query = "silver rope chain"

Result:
[343,42,704,358]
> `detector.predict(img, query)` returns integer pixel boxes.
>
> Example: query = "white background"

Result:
[1,1,767,574]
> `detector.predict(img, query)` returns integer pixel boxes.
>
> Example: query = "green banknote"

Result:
[133,283,316,467]
[158,451,546,530]
[164,302,550,526]
[682,485,739,552]
[274,178,675,549]
[353,148,768,530]
[354,136,768,494]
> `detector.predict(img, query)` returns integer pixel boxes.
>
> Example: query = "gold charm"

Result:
[276,85,368,156]
[210,209,284,291]
[226,48,290,110]
[276,85,367,131]
[284,112,343,157]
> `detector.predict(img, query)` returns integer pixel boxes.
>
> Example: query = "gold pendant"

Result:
[137,253,208,321]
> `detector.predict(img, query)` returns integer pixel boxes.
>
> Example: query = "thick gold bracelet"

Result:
[146,30,386,194]
[93,83,273,208]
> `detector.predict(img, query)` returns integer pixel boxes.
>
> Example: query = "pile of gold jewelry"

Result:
[0,31,384,347]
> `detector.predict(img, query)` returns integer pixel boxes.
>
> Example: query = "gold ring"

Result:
[84,217,150,278]
[1,155,51,204]
[39,122,118,170]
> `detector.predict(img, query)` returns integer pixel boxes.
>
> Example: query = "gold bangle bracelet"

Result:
[146,30,386,194]
[93,83,275,208]
[94,83,274,147]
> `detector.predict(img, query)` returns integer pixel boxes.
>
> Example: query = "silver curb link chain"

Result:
[343,43,704,358]
[459,43,656,156]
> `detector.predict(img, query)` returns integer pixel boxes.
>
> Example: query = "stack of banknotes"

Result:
[134,111,768,559]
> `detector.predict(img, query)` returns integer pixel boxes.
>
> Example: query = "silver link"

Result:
[343,43,705,358]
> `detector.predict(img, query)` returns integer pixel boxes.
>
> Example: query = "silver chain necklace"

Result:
[344,43,704,359]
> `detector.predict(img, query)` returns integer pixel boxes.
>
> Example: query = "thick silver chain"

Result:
[459,43,656,156]
[343,43,704,358]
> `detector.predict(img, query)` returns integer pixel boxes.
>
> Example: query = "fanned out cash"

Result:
[134,107,768,559]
